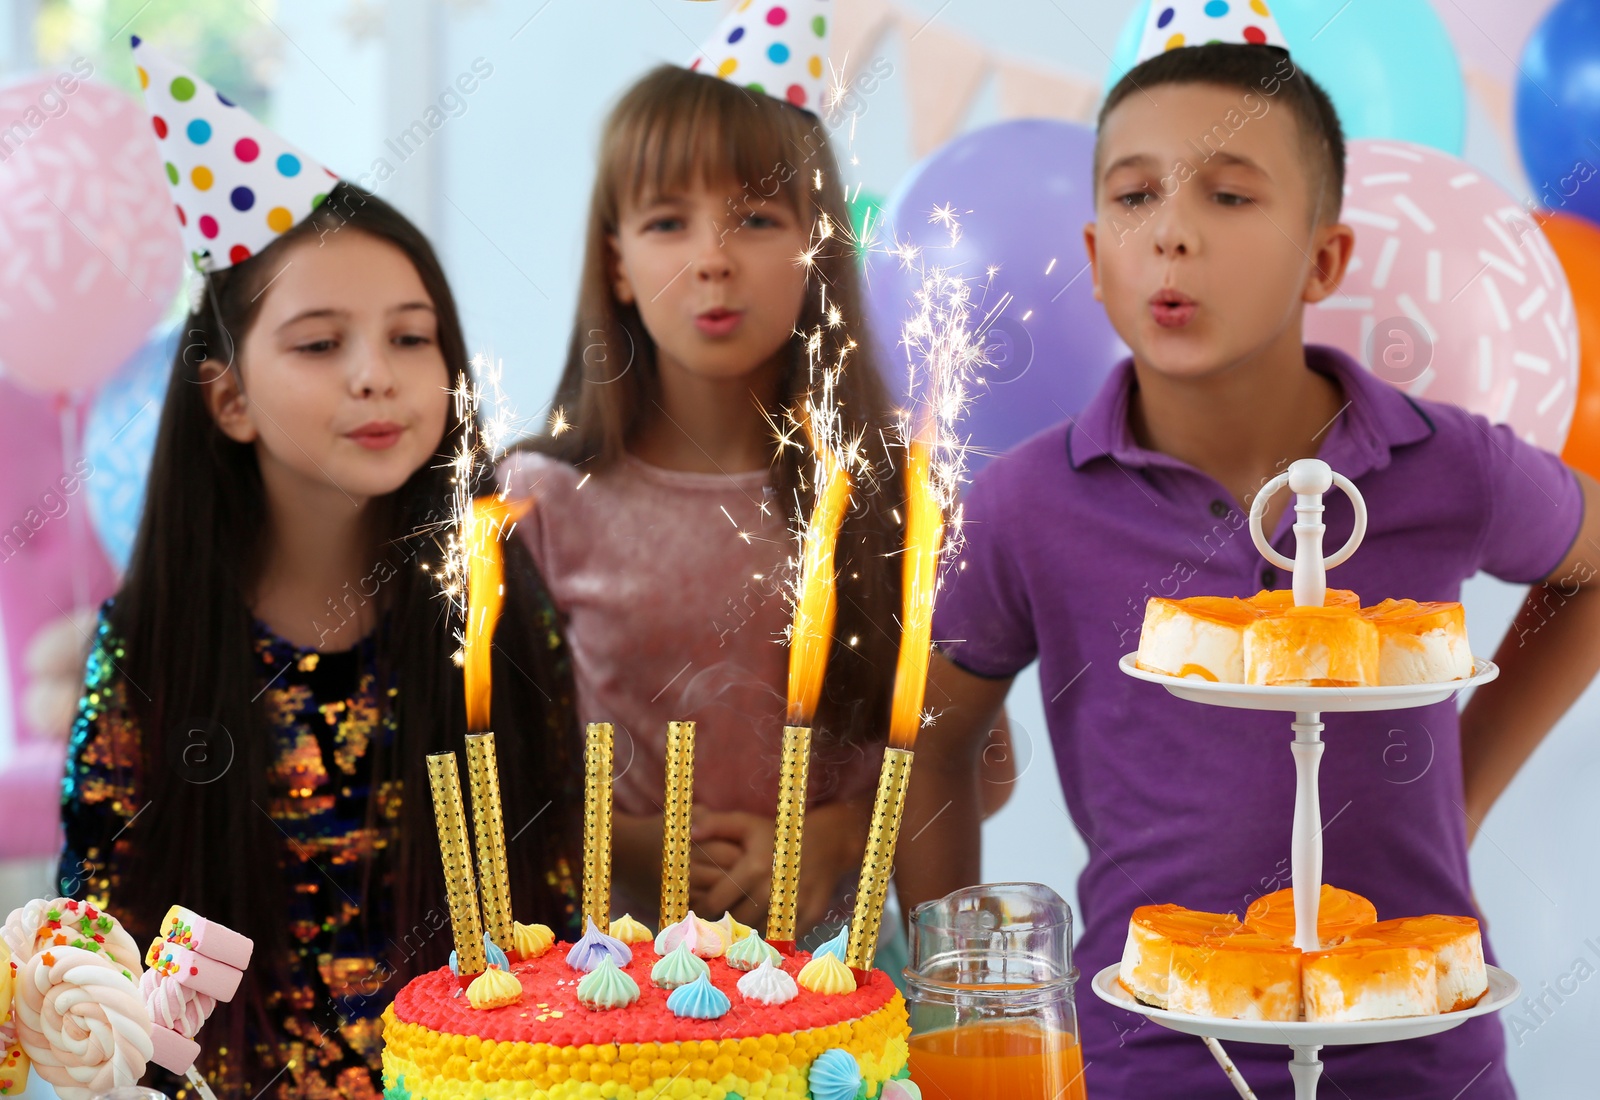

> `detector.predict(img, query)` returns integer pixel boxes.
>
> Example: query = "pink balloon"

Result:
[1306,139,1578,452]
[0,379,117,859]
[0,75,184,395]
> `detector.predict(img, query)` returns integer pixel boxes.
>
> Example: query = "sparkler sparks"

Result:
[438,354,533,680]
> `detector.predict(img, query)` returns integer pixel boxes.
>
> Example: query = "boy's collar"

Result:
[1066,344,1436,480]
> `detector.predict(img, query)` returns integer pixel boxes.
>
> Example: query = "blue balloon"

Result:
[865,120,1126,473]
[1516,0,1600,227]
[85,326,178,571]
[1107,0,1465,155]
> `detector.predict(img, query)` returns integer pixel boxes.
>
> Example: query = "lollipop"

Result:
[13,946,153,1100]
[3,899,143,979]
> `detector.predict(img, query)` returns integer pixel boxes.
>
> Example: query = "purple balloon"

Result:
[865,119,1127,471]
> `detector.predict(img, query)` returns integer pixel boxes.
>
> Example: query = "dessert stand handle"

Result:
[1248,459,1368,608]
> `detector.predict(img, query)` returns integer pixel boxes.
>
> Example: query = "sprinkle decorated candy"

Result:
[0,939,11,1024]
[0,1039,30,1097]
[4,899,141,979]
[152,905,253,970]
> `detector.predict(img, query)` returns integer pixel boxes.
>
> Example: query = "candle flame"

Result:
[889,443,944,750]
[786,436,852,726]
[463,494,529,732]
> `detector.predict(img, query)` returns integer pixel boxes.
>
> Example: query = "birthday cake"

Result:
[1134,590,1471,687]
[380,916,914,1100]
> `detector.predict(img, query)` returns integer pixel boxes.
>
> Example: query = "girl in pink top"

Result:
[503,65,911,934]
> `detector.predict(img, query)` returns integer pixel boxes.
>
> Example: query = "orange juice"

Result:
[908,1019,1088,1099]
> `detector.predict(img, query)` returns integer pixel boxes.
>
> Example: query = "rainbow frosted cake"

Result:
[381,917,914,1100]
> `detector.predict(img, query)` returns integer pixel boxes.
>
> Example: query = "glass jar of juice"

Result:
[904,883,1087,1100]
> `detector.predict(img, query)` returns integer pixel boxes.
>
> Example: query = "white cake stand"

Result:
[1097,459,1521,1100]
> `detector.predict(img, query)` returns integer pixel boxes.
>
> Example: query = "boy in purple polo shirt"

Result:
[896,27,1600,1100]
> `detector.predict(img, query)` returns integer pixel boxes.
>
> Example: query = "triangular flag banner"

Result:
[1135,0,1289,65]
[832,0,894,89]
[901,15,990,158]
[688,0,831,113]
[997,61,1099,124]
[131,36,339,272]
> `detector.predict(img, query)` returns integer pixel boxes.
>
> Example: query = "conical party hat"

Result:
[688,0,831,113]
[1136,0,1289,65]
[131,36,338,272]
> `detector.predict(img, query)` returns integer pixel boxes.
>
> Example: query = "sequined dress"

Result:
[58,607,578,1100]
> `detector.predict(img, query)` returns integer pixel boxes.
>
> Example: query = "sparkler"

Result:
[843,204,990,972]
[429,354,532,957]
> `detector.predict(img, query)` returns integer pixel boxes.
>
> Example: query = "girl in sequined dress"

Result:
[59,183,581,1100]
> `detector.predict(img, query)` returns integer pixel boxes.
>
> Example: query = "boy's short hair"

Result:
[1097,44,1345,224]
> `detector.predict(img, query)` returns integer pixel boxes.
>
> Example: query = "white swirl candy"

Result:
[2,899,143,980]
[736,959,798,1006]
[14,946,153,1100]
[140,967,214,1040]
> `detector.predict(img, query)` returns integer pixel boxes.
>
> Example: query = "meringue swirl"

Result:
[650,943,710,990]
[797,951,857,995]
[665,971,730,1020]
[607,914,654,945]
[576,957,640,1011]
[724,933,782,972]
[466,966,522,1010]
[565,918,633,973]
[735,959,798,1006]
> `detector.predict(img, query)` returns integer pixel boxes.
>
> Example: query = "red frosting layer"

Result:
[391,947,898,1046]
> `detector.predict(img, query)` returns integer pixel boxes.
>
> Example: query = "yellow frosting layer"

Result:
[381,995,909,1100]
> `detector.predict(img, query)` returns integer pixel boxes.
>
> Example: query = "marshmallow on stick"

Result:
[147,906,254,971]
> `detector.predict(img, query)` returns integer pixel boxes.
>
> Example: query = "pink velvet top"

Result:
[501,451,879,827]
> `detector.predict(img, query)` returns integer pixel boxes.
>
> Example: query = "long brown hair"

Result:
[104,183,578,1090]
[528,65,905,745]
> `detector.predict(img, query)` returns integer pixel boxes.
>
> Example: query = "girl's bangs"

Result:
[608,70,810,217]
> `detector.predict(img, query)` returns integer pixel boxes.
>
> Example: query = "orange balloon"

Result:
[1540,212,1600,480]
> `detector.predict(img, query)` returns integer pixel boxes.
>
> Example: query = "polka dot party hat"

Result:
[688,0,831,114]
[1136,0,1289,65]
[131,36,338,272]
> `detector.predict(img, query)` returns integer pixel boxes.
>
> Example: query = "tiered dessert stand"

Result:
[1091,459,1520,1099]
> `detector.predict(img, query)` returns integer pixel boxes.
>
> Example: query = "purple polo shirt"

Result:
[934,346,1582,1099]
